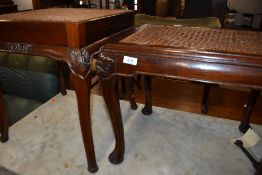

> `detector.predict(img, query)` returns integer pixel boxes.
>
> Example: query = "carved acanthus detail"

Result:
[7,42,32,53]
[68,48,91,79]
[96,54,114,78]
[68,48,90,67]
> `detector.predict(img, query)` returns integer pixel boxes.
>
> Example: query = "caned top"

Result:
[121,24,262,56]
[0,8,131,23]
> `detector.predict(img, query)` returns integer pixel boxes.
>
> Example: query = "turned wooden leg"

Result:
[142,75,152,115]
[58,62,67,95]
[100,75,125,165]
[127,78,138,110]
[0,89,8,142]
[201,84,211,114]
[71,73,98,173]
[118,77,126,99]
[239,89,260,133]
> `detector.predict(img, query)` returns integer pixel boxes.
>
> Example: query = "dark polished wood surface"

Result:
[97,24,262,167]
[0,8,135,173]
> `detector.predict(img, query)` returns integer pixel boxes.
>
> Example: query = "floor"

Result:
[0,90,261,175]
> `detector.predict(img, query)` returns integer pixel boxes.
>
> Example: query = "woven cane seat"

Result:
[121,24,262,56]
[0,8,131,22]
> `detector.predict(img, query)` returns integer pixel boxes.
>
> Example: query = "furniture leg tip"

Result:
[61,90,67,96]
[0,136,9,143]
[87,160,98,173]
[118,92,125,99]
[109,150,124,165]
[201,105,208,114]
[239,124,250,133]
[142,107,152,115]
[131,104,138,110]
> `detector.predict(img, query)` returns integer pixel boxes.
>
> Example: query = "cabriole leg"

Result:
[100,75,125,165]
[71,73,98,173]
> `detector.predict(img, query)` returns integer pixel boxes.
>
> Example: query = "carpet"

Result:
[0,91,261,175]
